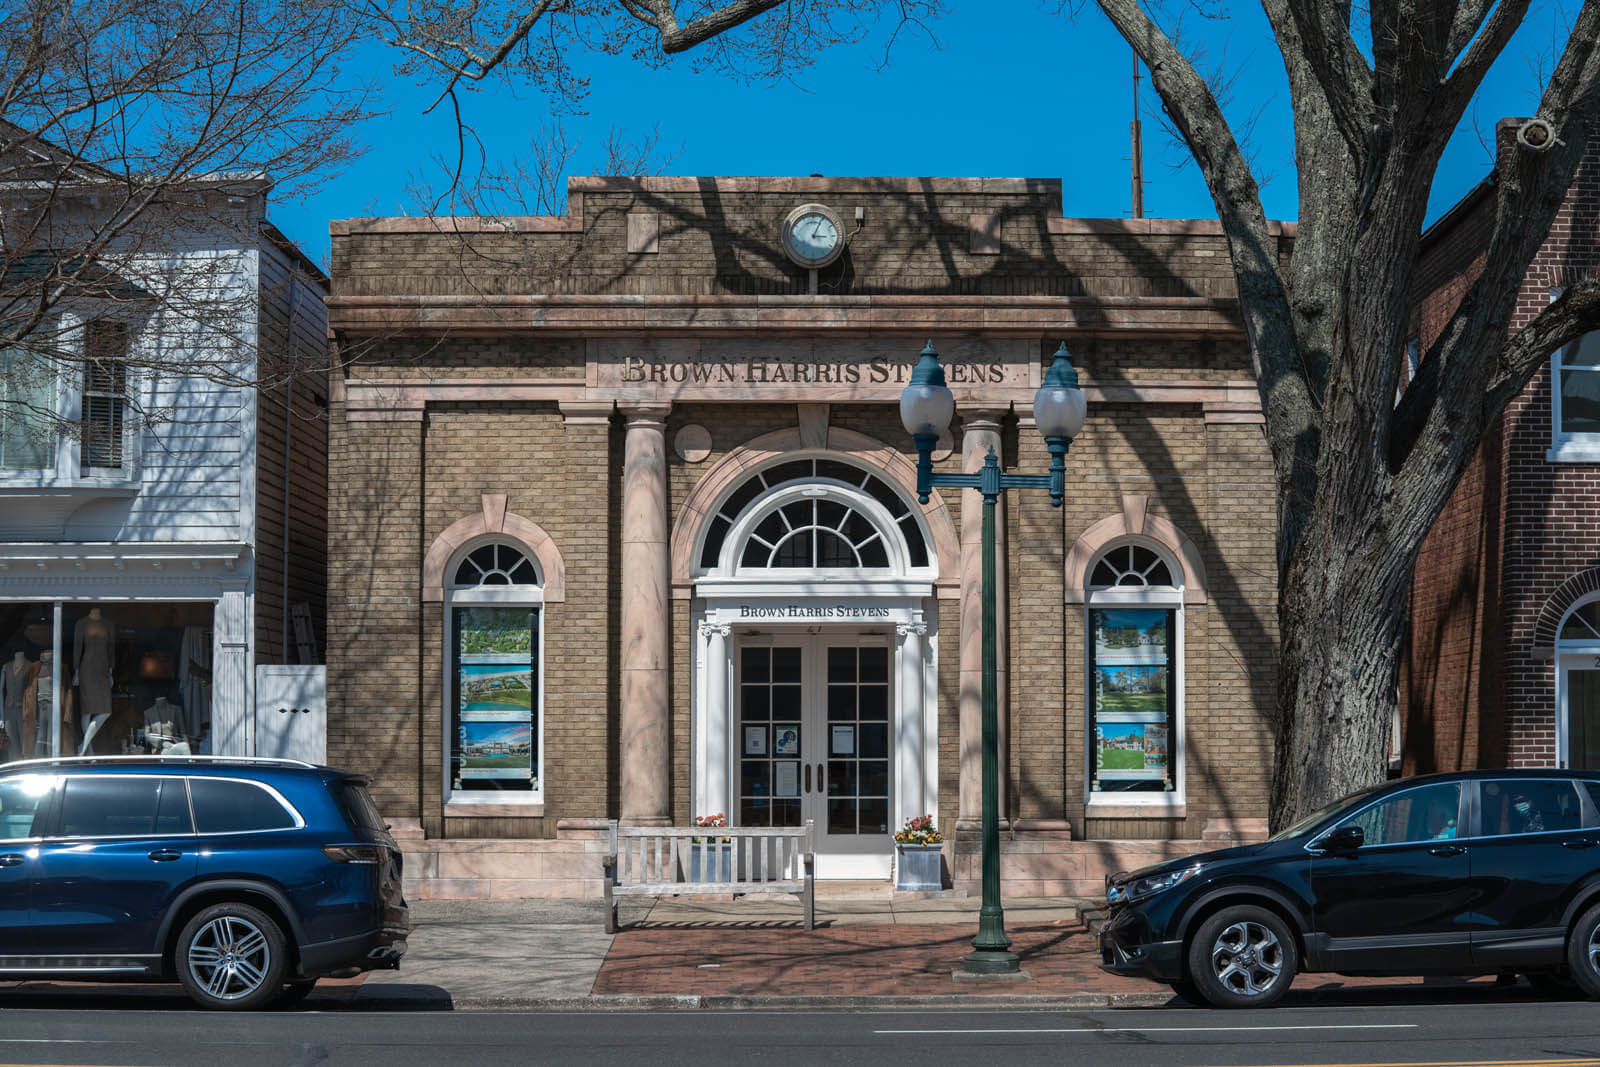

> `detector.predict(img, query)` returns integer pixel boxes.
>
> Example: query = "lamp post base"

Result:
[962,948,1022,975]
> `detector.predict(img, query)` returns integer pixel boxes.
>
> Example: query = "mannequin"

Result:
[141,696,179,748]
[73,608,113,727]
[1,651,30,761]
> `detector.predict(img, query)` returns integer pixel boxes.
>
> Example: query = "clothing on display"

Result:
[179,626,211,741]
[0,652,32,761]
[73,609,114,723]
[141,697,181,747]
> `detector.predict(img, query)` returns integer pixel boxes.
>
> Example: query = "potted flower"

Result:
[689,813,731,883]
[894,814,944,891]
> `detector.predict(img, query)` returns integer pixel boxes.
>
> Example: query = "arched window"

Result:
[1085,539,1183,804]
[446,541,542,802]
[699,457,930,575]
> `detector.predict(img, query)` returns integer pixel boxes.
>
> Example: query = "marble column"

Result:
[896,621,927,824]
[699,621,732,821]
[957,411,1009,829]
[620,406,672,826]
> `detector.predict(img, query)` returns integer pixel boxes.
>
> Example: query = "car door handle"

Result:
[147,849,181,862]
[0,854,24,867]
[1428,845,1466,857]
[1564,839,1598,850]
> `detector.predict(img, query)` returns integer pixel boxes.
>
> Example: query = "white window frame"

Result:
[0,313,141,489]
[1083,540,1186,817]
[442,542,546,810]
[721,481,922,581]
[1549,286,1600,462]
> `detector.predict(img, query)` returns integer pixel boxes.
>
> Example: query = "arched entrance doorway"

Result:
[1558,594,1600,770]
[690,454,940,878]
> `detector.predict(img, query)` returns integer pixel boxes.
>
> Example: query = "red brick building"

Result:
[1403,122,1600,774]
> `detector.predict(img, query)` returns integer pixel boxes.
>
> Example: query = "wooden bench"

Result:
[602,819,815,933]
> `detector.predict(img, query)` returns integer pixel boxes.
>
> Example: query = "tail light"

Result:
[322,844,382,864]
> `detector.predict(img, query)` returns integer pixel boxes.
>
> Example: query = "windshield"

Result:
[1268,785,1382,842]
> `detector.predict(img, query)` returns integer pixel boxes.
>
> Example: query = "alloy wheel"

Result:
[186,915,273,1001]
[1210,920,1284,997]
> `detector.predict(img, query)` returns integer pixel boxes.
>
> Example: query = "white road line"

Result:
[873,1024,1421,1035]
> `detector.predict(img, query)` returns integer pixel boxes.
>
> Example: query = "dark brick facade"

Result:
[1404,124,1600,772]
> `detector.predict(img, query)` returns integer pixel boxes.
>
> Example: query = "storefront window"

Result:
[448,543,542,798]
[1,601,213,762]
[1086,544,1182,797]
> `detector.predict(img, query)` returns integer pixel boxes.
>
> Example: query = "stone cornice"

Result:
[327,293,1246,338]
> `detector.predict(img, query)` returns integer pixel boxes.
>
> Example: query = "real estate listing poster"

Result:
[1089,607,1174,790]
[454,607,537,787]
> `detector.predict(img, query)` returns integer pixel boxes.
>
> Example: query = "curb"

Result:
[347,991,1178,1012]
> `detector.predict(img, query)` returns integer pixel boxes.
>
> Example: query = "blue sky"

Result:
[270,3,1569,268]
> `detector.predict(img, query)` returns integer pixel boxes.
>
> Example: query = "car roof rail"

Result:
[0,755,321,771]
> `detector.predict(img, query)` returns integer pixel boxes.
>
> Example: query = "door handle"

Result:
[147,849,181,862]
[1564,839,1598,850]
[0,854,23,867]
[817,763,826,793]
[1428,845,1466,857]
[803,763,812,794]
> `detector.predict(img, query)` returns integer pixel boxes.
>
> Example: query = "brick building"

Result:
[1403,122,1600,775]
[326,178,1286,899]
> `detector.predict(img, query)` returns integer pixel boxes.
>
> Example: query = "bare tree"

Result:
[1092,0,1600,826]
[0,0,373,446]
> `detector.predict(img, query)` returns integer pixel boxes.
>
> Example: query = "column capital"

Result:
[960,409,1008,433]
[619,403,672,424]
[699,621,732,639]
[896,622,928,638]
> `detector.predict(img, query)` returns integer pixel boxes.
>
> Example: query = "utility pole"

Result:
[1131,51,1145,219]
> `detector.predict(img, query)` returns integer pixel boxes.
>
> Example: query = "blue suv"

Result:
[0,756,407,1009]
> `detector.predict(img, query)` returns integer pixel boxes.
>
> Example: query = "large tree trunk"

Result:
[1268,489,1432,830]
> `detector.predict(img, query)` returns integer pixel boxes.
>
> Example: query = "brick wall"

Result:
[1406,124,1600,770]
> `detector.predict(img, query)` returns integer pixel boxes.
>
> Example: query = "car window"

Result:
[154,778,194,835]
[59,776,163,837]
[0,774,55,840]
[336,782,388,835]
[189,778,297,833]
[1334,782,1463,846]
[1481,779,1581,836]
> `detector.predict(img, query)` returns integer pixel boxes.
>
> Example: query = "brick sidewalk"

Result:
[594,916,1473,1000]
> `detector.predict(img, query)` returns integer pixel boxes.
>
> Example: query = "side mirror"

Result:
[1318,825,1364,853]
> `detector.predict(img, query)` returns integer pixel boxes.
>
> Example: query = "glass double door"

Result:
[734,636,893,877]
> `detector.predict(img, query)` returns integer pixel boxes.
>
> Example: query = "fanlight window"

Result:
[1090,544,1175,588]
[454,543,541,587]
[1561,600,1600,643]
[700,458,929,571]
[740,496,891,569]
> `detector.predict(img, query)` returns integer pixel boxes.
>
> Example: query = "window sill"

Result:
[0,479,138,496]
[1086,800,1186,820]
[444,800,545,818]
[1547,442,1600,463]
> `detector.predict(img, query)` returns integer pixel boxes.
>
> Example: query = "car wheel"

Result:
[1186,905,1298,1008]
[1168,977,1206,1004]
[176,903,288,1011]
[1526,970,1585,1000]
[273,979,319,1009]
[1565,901,1600,1000]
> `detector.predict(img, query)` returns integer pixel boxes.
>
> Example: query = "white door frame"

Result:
[1558,649,1600,770]
[692,591,936,878]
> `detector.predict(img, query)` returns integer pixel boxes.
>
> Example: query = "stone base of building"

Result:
[389,817,1270,902]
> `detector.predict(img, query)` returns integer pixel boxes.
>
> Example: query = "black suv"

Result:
[1100,769,1600,1007]
[0,756,407,1009]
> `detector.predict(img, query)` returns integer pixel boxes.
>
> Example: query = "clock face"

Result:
[783,203,844,267]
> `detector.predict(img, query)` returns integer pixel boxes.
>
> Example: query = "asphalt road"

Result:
[2,995,1599,1066]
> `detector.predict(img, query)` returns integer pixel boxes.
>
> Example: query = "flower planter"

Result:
[895,843,943,891]
[688,841,732,883]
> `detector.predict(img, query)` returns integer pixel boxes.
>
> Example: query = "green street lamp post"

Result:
[899,340,1086,975]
